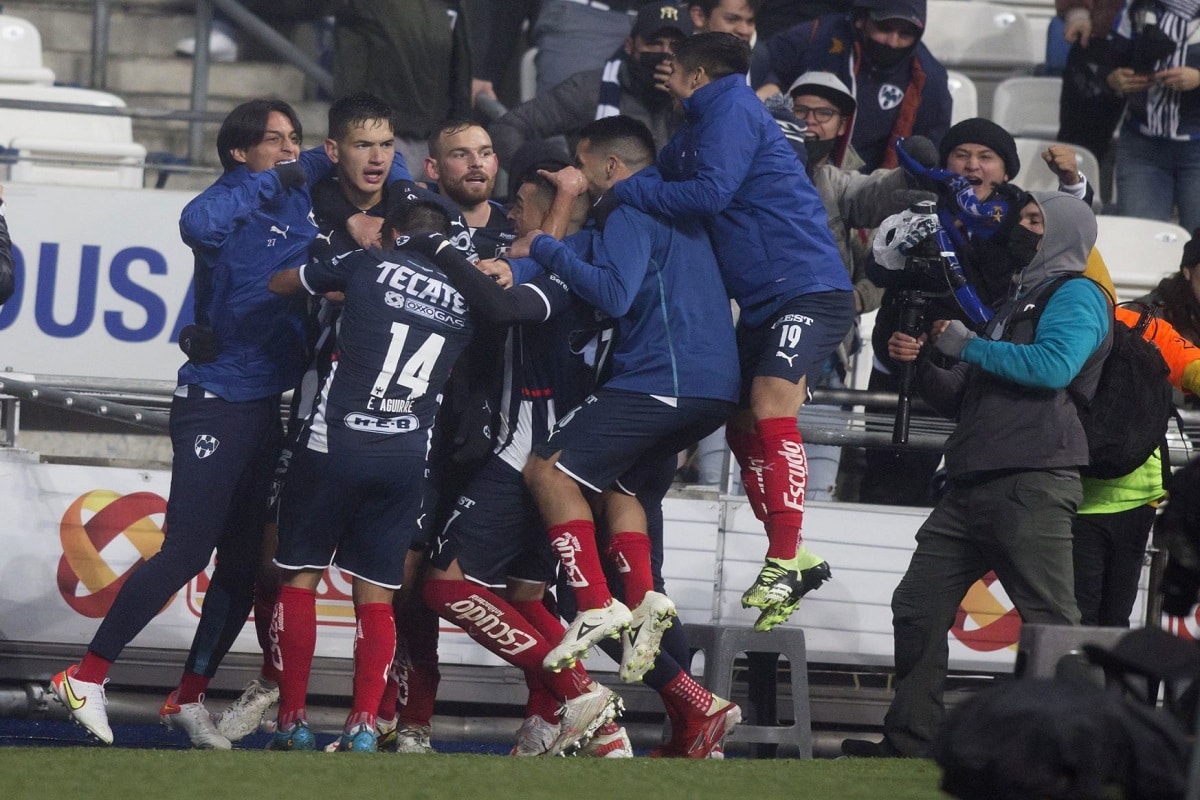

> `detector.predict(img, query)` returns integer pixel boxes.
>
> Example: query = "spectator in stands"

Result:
[175,1,329,64]
[489,1,692,165]
[1054,0,1127,169]
[750,0,951,172]
[1143,231,1200,348]
[530,1,642,97]
[0,187,13,306]
[844,190,1112,758]
[789,71,909,500]
[755,0,852,41]
[862,118,1094,506]
[689,0,759,44]
[1106,1,1200,232]
[334,0,473,167]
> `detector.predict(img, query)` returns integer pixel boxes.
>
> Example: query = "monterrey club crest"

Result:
[878,83,905,110]
[194,434,220,459]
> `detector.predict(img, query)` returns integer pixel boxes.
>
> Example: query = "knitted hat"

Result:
[1183,229,1200,269]
[787,71,857,116]
[938,118,1020,179]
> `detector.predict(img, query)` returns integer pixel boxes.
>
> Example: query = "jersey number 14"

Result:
[371,321,446,400]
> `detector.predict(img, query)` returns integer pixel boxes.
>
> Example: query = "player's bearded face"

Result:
[434,127,498,206]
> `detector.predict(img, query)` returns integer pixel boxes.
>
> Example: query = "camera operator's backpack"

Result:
[1035,276,1174,479]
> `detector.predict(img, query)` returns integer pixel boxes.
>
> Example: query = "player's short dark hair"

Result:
[675,31,752,80]
[327,92,396,142]
[577,115,656,171]
[516,159,570,198]
[427,119,481,160]
[689,0,762,16]
[216,99,302,172]
[385,198,453,239]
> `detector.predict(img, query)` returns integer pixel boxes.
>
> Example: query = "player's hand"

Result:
[347,213,384,249]
[540,166,588,198]
[507,230,541,259]
[1042,145,1080,186]
[323,291,345,304]
[888,331,925,363]
[476,258,513,287]
[1156,66,1200,93]
[273,159,306,190]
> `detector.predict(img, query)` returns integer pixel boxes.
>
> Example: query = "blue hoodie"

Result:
[614,73,851,329]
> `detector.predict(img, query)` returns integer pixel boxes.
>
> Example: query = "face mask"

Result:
[1005,224,1043,271]
[862,37,916,70]
[803,136,836,169]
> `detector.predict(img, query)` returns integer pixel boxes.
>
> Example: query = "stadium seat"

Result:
[0,15,56,85]
[0,83,146,188]
[923,1,1040,68]
[992,76,1062,138]
[947,70,979,124]
[1094,215,1191,299]
[520,47,537,103]
[1011,137,1100,199]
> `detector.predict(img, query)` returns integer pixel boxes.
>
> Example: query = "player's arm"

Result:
[269,251,358,296]
[401,233,562,324]
[529,208,649,317]
[180,163,306,248]
[613,106,755,219]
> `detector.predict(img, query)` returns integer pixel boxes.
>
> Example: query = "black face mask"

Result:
[803,136,837,169]
[862,37,917,70]
[1005,224,1043,271]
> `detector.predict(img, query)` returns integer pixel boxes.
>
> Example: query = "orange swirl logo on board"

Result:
[57,490,169,618]
[950,571,1022,652]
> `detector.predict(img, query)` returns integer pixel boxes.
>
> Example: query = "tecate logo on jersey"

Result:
[405,298,466,329]
[344,412,419,434]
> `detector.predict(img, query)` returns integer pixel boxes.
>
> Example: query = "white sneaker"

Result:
[543,600,632,672]
[48,665,113,745]
[393,724,434,754]
[510,714,558,756]
[579,722,633,757]
[174,27,239,63]
[547,683,623,756]
[619,591,678,683]
[215,676,279,742]
[160,691,232,750]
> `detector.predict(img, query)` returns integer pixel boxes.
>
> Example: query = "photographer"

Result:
[1106,0,1200,231]
[860,118,1093,506]
[844,191,1113,758]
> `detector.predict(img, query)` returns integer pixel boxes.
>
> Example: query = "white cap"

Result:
[786,71,856,116]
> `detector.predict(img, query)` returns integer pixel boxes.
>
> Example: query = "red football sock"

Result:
[273,585,317,729]
[607,531,655,607]
[510,597,566,644]
[348,602,395,732]
[726,425,770,523]
[75,651,113,685]
[661,671,715,718]
[546,519,612,610]
[395,597,441,727]
[523,672,562,722]
[253,577,281,684]
[423,579,580,701]
[175,671,210,706]
[755,417,807,560]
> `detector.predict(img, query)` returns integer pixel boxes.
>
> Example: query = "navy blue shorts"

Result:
[533,387,733,493]
[737,291,855,399]
[274,448,427,589]
[428,456,557,588]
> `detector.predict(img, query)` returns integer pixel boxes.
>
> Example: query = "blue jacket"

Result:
[614,73,850,329]
[178,147,411,401]
[753,13,951,171]
[524,203,739,403]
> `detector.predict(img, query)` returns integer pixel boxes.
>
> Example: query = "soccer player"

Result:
[514,115,741,676]
[424,120,515,259]
[614,32,856,631]
[262,200,474,752]
[48,99,409,748]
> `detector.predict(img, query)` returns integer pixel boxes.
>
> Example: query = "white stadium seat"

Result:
[1094,216,1190,300]
[923,1,1040,68]
[0,15,56,85]
[992,76,1062,138]
[1011,137,1100,203]
[947,70,979,124]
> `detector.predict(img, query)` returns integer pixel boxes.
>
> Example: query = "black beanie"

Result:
[938,118,1020,179]
[1183,229,1200,269]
